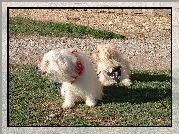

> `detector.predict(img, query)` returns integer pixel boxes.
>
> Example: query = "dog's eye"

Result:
[45,60,49,65]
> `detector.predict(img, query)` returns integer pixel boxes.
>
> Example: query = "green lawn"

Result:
[9,17,125,40]
[9,64,171,126]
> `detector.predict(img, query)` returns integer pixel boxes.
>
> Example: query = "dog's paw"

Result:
[85,99,96,107]
[121,78,132,86]
[62,102,74,109]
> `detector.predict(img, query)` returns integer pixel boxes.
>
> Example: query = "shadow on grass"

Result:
[100,72,171,105]
[130,70,171,82]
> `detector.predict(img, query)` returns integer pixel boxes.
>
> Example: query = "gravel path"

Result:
[9,9,171,70]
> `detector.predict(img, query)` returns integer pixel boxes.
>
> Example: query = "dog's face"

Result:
[92,44,118,62]
[92,44,120,70]
[37,49,78,82]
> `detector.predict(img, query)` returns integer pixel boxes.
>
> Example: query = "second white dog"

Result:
[92,44,132,87]
[38,48,103,109]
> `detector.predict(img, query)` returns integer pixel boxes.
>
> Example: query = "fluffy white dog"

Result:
[92,44,132,86]
[37,48,103,109]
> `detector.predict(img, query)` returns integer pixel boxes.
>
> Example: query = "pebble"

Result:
[9,34,171,70]
[9,9,171,70]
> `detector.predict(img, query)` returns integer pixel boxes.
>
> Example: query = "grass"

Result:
[9,17,125,40]
[8,15,171,126]
[9,64,171,126]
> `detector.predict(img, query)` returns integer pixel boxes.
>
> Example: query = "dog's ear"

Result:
[56,58,69,73]
[56,55,65,65]
[108,49,118,60]
[92,50,99,60]
[59,61,68,70]
[54,53,67,69]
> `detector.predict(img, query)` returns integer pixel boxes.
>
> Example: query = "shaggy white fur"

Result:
[38,48,103,109]
[92,44,132,86]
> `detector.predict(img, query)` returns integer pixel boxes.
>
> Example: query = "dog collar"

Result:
[70,49,84,84]
[106,66,122,83]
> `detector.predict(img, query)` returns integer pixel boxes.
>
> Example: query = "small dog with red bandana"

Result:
[92,44,132,87]
[37,48,103,109]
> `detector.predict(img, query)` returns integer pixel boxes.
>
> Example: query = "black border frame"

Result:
[7,6,172,127]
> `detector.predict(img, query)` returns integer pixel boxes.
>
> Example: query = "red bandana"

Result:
[70,49,84,84]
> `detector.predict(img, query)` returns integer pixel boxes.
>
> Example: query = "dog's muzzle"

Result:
[36,66,47,75]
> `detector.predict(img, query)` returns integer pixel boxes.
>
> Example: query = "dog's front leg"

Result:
[99,73,112,86]
[85,95,96,107]
[61,85,75,109]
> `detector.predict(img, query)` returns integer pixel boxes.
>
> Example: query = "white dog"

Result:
[37,48,103,109]
[92,44,132,86]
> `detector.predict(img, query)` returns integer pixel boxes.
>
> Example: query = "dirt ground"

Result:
[9,9,171,70]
